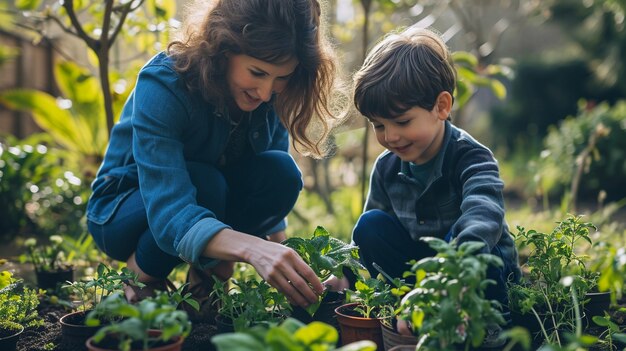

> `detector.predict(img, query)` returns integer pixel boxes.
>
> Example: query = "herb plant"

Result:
[399,237,505,351]
[211,317,377,351]
[21,235,71,272]
[0,270,44,328]
[63,263,143,312]
[211,276,290,332]
[345,278,396,319]
[283,226,364,314]
[508,215,599,343]
[86,291,191,351]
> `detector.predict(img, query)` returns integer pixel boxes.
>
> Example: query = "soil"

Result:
[16,303,219,351]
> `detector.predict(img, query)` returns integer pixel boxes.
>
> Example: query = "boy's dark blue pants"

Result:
[352,209,510,306]
[87,150,302,279]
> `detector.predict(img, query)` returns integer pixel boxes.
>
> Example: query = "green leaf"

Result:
[591,315,609,326]
[266,327,302,350]
[452,51,478,67]
[489,79,507,100]
[304,298,322,316]
[294,321,338,345]
[15,0,42,11]
[212,333,265,351]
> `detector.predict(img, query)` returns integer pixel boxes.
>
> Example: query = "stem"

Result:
[541,287,561,346]
[531,306,551,345]
[571,287,582,337]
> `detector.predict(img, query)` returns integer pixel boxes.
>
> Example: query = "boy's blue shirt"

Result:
[86,52,289,269]
[366,121,520,276]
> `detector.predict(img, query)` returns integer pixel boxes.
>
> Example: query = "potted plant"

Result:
[367,267,416,351]
[211,276,290,333]
[85,291,191,351]
[334,277,396,350]
[509,215,607,344]
[0,269,44,351]
[60,263,145,346]
[0,321,24,351]
[398,237,505,351]
[211,317,377,351]
[21,235,74,290]
[283,226,364,325]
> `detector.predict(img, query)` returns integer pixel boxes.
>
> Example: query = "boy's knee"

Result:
[353,209,391,246]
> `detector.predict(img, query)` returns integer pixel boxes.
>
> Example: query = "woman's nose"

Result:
[257,80,274,102]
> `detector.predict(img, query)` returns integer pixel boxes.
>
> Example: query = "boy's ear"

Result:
[435,91,453,120]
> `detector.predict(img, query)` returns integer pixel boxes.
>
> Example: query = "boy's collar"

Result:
[398,120,451,181]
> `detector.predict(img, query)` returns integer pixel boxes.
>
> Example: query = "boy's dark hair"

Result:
[354,27,456,119]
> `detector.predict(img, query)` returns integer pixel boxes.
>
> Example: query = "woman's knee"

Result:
[186,162,228,216]
[254,151,303,193]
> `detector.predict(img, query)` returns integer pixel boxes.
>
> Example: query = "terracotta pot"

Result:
[0,324,24,351]
[381,320,417,351]
[35,268,73,290]
[60,310,103,346]
[334,302,384,350]
[85,329,183,351]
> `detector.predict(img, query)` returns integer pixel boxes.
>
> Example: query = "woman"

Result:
[86,0,344,316]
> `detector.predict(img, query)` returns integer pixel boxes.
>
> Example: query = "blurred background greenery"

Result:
[0,0,624,256]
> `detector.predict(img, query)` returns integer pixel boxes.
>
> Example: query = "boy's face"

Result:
[369,104,448,165]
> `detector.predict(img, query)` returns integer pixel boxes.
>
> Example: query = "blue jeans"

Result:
[88,151,302,278]
[353,209,510,305]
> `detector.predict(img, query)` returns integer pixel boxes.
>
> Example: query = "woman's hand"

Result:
[202,228,324,307]
[247,240,324,307]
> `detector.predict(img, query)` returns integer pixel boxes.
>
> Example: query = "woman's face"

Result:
[226,54,299,112]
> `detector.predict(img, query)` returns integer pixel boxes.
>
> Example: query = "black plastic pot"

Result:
[60,310,103,347]
[35,268,74,291]
[290,290,345,329]
[0,323,24,351]
[583,291,611,327]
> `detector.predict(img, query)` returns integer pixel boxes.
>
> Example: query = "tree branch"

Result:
[62,0,98,50]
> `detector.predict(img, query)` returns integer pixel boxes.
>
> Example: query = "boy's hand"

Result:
[323,274,350,292]
[397,319,413,336]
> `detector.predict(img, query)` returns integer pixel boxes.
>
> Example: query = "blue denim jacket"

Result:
[366,121,520,278]
[86,52,289,268]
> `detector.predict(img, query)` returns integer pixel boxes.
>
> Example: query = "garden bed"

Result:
[16,301,218,351]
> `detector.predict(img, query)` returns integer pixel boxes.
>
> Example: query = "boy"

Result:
[329,27,520,342]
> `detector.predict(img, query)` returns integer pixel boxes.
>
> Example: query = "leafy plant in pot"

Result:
[85,291,191,351]
[398,237,505,351]
[368,265,416,351]
[334,277,396,350]
[508,215,605,345]
[0,270,44,329]
[21,235,74,291]
[0,321,24,351]
[0,269,43,351]
[211,276,290,333]
[283,226,364,325]
[60,263,144,346]
[212,317,378,351]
